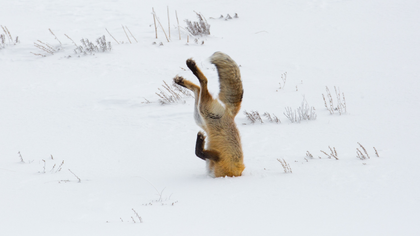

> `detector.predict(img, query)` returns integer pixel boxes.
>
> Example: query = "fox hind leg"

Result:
[173,76,205,128]
[185,59,224,120]
[186,59,208,84]
[174,75,200,94]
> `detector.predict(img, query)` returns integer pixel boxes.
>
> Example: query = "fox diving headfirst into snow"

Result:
[173,52,245,177]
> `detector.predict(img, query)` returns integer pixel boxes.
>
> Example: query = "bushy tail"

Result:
[210,52,243,117]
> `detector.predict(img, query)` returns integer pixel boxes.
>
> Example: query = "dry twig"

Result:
[357,142,370,159]
[277,158,292,173]
[105,28,120,44]
[18,151,25,163]
[356,148,367,160]
[34,40,55,55]
[125,26,138,42]
[185,12,210,36]
[156,81,191,104]
[64,34,78,47]
[152,9,169,42]
[278,72,287,90]
[49,28,62,45]
[122,25,131,44]
[328,146,339,160]
[373,147,379,157]
[263,112,281,123]
[323,86,346,115]
[68,169,81,183]
[152,8,158,39]
[167,6,171,40]
[176,10,181,40]
[306,151,313,159]
[132,209,143,223]
[284,97,317,123]
[244,111,263,124]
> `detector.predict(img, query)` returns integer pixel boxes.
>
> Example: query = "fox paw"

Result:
[186,59,198,73]
[173,76,186,88]
[197,131,206,141]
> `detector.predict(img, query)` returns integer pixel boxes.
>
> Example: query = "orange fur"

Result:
[174,52,244,177]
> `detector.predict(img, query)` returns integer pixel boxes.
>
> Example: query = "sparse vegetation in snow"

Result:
[322,86,347,115]
[185,12,210,36]
[156,80,193,105]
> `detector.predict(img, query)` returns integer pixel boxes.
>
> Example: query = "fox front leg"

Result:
[195,132,220,162]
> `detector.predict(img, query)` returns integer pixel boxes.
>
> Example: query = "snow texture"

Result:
[1,0,419,235]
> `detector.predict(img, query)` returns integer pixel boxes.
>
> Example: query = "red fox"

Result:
[174,52,245,177]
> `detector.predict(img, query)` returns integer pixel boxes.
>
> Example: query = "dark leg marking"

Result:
[186,59,199,77]
[195,132,220,162]
[208,113,222,119]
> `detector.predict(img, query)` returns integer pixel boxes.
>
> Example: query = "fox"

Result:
[173,52,245,177]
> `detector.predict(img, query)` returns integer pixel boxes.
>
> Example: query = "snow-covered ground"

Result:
[1,0,419,235]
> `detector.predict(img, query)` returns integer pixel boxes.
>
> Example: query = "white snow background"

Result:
[1,0,419,235]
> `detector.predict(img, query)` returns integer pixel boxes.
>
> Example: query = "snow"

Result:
[1,0,420,235]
